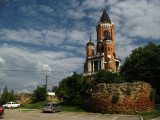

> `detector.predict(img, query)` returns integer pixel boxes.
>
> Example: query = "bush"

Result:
[125,87,132,96]
[112,94,119,104]
[32,85,47,103]
[150,89,156,100]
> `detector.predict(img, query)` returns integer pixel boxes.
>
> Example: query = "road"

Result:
[1,109,142,120]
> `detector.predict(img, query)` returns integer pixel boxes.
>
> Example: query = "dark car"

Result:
[42,103,62,113]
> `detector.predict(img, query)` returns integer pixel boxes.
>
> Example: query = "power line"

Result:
[0,69,61,73]
[0,0,12,8]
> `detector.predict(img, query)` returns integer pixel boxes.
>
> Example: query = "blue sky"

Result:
[0,0,160,93]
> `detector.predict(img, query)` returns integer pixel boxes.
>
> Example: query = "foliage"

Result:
[0,86,8,104]
[56,72,91,105]
[32,85,47,103]
[0,86,15,104]
[52,86,58,93]
[112,94,119,104]
[124,87,132,96]
[120,42,160,103]
[155,104,160,111]
[150,89,156,100]
[8,89,15,101]
[92,70,124,85]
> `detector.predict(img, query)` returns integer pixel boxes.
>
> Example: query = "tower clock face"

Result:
[104,30,110,38]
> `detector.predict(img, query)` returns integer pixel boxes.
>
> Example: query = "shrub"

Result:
[32,85,47,103]
[112,94,119,104]
[150,89,156,100]
[125,87,132,96]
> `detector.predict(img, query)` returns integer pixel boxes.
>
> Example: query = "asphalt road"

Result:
[1,109,142,120]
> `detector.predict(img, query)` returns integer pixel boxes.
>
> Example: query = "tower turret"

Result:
[85,37,95,59]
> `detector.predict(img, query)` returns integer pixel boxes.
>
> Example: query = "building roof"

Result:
[86,41,95,46]
[86,36,95,46]
[100,9,111,23]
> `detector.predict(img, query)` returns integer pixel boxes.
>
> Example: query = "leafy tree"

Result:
[57,72,90,105]
[120,42,160,103]
[8,89,15,101]
[32,85,47,103]
[0,86,8,104]
[52,86,58,93]
[92,70,124,85]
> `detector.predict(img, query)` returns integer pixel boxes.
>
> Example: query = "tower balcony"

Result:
[114,55,121,61]
[103,39,113,45]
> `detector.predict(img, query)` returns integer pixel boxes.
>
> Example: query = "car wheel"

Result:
[52,109,55,113]
[59,108,62,112]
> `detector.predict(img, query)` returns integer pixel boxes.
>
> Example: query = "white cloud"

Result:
[39,5,54,14]
[0,44,84,93]
[67,9,86,19]
[67,0,80,8]
[67,30,88,44]
[110,0,160,40]
[82,0,107,9]
[0,28,66,46]
[24,81,39,88]
[20,4,38,16]
[0,57,5,64]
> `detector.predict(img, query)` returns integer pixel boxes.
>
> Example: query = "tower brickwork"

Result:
[84,9,121,76]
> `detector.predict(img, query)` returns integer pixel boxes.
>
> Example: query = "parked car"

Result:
[0,107,4,116]
[42,103,62,113]
[3,102,20,108]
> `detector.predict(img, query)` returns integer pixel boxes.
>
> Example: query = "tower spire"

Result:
[90,35,91,42]
[100,9,111,23]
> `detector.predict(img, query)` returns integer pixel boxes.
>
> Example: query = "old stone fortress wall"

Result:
[90,82,154,113]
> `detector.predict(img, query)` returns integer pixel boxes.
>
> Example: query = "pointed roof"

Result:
[100,9,111,23]
[86,36,94,46]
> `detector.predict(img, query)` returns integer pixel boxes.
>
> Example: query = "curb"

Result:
[140,116,143,120]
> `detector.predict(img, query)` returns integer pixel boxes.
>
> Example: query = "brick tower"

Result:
[84,9,121,76]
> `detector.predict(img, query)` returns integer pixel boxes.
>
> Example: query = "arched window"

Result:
[108,47,110,51]
[104,30,110,38]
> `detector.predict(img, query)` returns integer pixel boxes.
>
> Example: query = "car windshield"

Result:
[53,104,58,106]
[43,104,51,106]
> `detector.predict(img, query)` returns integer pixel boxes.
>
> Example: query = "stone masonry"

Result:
[90,82,154,113]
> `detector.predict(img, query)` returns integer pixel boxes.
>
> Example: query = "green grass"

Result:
[20,101,46,109]
[20,101,85,112]
[21,102,160,119]
[133,104,160,120]
[138,110,160,120]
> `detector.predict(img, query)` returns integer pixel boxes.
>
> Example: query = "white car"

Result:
[3,102,20,108]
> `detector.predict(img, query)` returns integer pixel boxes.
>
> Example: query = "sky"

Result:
[0,0,160,93]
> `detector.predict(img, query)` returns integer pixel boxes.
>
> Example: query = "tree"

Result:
[32,85,47,103]
[52,86,58,93]
[0,85,8,104]
[8,89,15,101]
[120,42,160,103]
[57,72,90,105]
[92,70,124,85]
